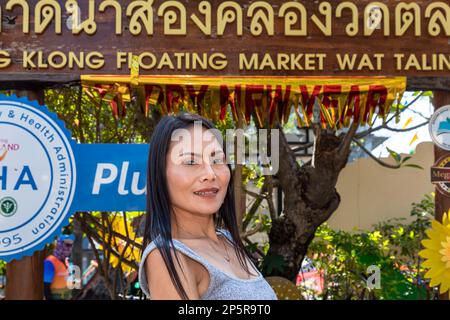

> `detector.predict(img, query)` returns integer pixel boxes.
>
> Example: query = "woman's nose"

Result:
[200,162,216,181]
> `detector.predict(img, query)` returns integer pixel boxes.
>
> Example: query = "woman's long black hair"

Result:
[142,112,257,300]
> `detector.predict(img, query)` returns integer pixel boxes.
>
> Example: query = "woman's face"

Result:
[166,124,230,217]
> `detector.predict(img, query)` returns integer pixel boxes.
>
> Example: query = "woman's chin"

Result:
[189,204,222,216]
[186,193,225,215]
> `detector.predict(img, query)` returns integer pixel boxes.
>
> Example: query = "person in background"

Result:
[43,235,74,300]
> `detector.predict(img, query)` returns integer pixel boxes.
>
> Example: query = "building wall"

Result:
[327,142,435,232]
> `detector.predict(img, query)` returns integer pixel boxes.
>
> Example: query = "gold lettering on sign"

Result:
[336,54,384,70]
[364,2,390,36]
[0,50,11,68]
[217,1,243,36]
[127,0,154,36]
[116,52,228,71]
[239,53,326,70]
[425,2,450,36]
[5,0,30,34]
[66,0,97,35]
[311,2,332,36]
[279,2,307,36]
[0,1,448,38]
[99,0,122,35]
[395,2,421,36]
[35,0,62,34]
[22,51,105,70]
[336,2,358,36]
[247,1,274,36]
[191,1,212,35]
[157,1,187,35]
[394,53,450,70]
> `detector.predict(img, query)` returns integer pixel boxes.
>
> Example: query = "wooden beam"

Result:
[5,250,45,300]
[432,90,450,301]
[0,1,448,77]
[407,78,450,92]
[4,88,46,300]
[0,75,448,92]
[234,95,246,232]
[0,73,79,90]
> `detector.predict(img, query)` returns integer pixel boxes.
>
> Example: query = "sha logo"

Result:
[0,95,76,262]
[0,197,17,217]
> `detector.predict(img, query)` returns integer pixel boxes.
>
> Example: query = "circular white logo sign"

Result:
[0,96,76,261]
[429,105,450,151]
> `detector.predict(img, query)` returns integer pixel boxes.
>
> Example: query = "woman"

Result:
[138,112,277,300]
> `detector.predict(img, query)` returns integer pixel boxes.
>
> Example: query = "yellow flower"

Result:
[99,214,143,274]
[441,237,450,269]
[419,211,450,296]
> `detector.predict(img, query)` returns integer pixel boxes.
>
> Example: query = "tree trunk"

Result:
[266,122,358,281]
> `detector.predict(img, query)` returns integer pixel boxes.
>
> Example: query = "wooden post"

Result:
[234,95,246,232]
[72,86,85,296]
[5,88,46,300]
[432,90,450,301]
[72,216,83,297]
[234,164,245,232]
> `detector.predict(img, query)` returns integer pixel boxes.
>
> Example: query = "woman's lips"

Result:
[193,188,219,198]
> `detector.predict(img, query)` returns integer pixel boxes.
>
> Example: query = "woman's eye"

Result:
[183,159,198,165]
[212,158,224,164]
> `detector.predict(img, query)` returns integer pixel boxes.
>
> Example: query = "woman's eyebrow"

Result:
[179,152,201,157]
[211,150,224,156]
[179,151,224,156]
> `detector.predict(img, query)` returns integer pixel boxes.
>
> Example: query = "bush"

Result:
[300,194,439,300]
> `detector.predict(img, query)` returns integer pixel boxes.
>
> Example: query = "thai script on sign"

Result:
[0,0,448,38]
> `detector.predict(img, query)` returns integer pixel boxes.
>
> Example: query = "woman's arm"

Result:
[145,248,200,300]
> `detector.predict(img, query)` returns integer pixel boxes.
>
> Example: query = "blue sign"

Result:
[74,143,148,211]
[0,94,148,262]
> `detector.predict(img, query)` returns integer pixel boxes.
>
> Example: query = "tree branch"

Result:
[291,142,314,153]
[353,139,401,169]
[386,91,425,125]
[79,216,139,270]
[243,188,262,199]
[265,175,277,221]
[384,120,429,133]
[82,214,143,250]
[339,119,359,159]
[242,183,269,230]
[240,222,264,238]
[275,123,301,192]
[355,91,426,139]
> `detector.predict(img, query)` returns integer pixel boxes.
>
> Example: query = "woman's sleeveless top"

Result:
[138,229,278,300]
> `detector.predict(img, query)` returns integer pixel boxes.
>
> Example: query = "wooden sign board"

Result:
[0,0,448,84]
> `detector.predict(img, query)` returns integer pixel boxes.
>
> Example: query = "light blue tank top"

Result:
[138,229,278,300]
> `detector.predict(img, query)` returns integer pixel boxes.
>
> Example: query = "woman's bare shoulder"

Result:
[145,245,200,299]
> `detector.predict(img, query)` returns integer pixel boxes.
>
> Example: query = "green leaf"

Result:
[386,147,401,163]
[403,164,424,170]
[401,156,412,164]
